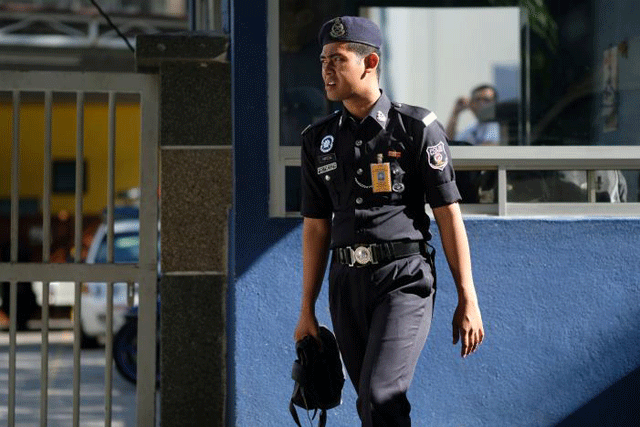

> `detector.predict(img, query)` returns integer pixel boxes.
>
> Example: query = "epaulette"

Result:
[301,110,341,136]
[392,102,438,128]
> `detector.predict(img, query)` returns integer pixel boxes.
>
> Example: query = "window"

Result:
[269,0,640,216]
[95,231,140,264]
[52,160,87,194]
[370,7,522,146]
[0,198,39,216]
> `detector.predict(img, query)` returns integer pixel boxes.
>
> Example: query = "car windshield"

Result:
[95,231,139,263]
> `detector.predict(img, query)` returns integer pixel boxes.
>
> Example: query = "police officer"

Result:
[294,16,484,427]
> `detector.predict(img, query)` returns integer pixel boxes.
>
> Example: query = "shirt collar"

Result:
[339,90,392,130]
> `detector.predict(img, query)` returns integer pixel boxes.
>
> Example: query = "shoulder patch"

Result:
[426,141,448,170]
[392,103,434,125]
[301,110,340,136]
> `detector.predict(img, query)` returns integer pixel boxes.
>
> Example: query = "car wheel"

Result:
[113,320,137,384]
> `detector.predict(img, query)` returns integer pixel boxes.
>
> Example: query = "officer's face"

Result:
[320,42,367,101]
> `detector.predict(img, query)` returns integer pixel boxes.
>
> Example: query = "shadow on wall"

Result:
[555,366,640,427]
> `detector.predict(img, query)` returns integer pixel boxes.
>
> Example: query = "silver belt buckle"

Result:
[349,245,376,267]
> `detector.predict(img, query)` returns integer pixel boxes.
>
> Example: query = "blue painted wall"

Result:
[230,1,640,426]
[232,218,640,427]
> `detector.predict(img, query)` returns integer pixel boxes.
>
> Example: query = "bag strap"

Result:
[290,399,303,427]
[319,409,327,427]
[289,394,326,427]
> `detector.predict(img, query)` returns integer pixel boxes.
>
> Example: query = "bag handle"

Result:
[289,399,326,427]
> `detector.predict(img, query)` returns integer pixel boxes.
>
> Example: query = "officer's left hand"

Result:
[452,299,484,358]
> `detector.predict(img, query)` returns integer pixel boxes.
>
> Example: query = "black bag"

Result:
[290,326,344,427]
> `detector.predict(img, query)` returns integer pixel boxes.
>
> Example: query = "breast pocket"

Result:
[318,161,341,206]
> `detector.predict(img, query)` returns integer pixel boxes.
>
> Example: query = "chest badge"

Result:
[320,135,334,153]
[388,150,402,158]
[376,111,386,123]
[370,153,392,193]
[427,141,448,170]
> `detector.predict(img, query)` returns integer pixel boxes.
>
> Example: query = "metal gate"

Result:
[0,71,159,426]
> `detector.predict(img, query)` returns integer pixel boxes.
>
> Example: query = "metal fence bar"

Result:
[104,90,117,427]
[587,170,596,203]
[0,263,143,282]
[498,167,507,216]
[107,92,116,258]
[0,71,158,93]
[75,92,85,262]
[8,89,21,427]
[105,279,114,427]
[41,89,53,427]
[127,281,135,307]
[8,280,17,427]
[136,74,160,427]
[72,90,84,427]
[10,90,20,266]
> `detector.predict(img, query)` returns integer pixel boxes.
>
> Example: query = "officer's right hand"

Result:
[452,97,469,115]
[294,311,320,343]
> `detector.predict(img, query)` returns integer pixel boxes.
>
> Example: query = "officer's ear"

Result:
[364,52,379,75]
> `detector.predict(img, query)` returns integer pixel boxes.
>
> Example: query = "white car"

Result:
[31,280,75,308]
[80,219,140,347]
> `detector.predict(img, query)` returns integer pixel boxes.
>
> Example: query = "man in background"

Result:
[446,84,500,145]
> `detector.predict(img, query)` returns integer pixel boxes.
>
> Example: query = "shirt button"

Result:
[355,140,363,147]
[325,175,331,181]
[356,197,363,204]
[356,168,363,175]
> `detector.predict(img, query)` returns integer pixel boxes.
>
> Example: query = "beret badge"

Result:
[329,18,346,38]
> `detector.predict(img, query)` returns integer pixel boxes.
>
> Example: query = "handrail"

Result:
[450,146,640,170]
[280,145,640,169]
[278,145,640,217]
[450,146,640,216]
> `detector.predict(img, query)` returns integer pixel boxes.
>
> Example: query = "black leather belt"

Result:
[334,241,425,267]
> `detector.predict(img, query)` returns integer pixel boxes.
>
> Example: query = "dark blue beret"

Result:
[318,16,382,50]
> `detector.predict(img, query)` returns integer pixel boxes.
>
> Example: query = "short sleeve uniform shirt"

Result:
[301,92,461,248]
[456,121,500,145]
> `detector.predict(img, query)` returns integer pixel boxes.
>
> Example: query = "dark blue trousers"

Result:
[329,253,436,427]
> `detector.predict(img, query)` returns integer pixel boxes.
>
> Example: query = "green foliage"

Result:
[489,0,559,53]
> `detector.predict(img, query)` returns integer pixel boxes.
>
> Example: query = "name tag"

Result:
[318,162,337,174]
[370,162,392,192]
